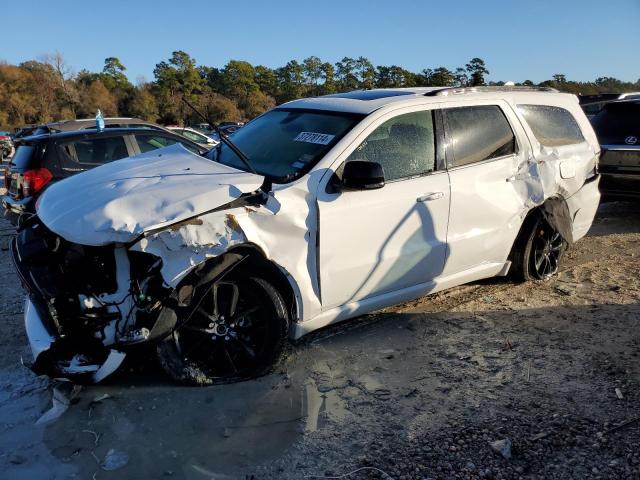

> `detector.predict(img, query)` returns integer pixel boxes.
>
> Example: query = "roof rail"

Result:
[425,86,559,97]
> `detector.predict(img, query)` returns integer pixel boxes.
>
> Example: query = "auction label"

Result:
[293,132,335,145]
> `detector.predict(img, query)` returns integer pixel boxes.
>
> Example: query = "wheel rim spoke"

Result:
[233,306,260,327]
[181,324,211,333]
[213,281,240,320]
[173,331,182,356]
[531,224,564,278]
[232,336,257,360]
[224,347,238,374]
[196,306,216,323]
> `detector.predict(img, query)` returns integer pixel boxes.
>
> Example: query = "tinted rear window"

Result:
[136,134,178,153]
[590,102,640,144]
[71,136,129,165]
[10,144,41,169]
[518,104,585,147]
[445,105,516,167]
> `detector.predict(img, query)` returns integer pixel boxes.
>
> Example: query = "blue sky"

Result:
[4,0,639,83]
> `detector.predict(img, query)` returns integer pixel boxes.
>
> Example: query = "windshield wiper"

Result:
[180,95,258,176]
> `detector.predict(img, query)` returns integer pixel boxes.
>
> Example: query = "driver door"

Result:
[317,108,450,310]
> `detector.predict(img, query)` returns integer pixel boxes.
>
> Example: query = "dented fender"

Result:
[129,184,314,322]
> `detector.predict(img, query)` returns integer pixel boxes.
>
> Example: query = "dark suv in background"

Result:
[2,128,203,225]
[590,99,640,199]
[579,92,640,118]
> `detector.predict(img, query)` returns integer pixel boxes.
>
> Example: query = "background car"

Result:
[12,117,167,145]
[167,126,218,148]
[191,122,244,142]
[0,132,14,161]
[2,127,203,225]
[579,92,640,118]
[219,123,243,135]
[591,99,640,199]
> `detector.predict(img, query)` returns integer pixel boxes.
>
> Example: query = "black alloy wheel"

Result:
[531,226,564,278]
[157,274,289,385]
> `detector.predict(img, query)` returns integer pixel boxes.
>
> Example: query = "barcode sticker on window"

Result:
[293,132,335,145]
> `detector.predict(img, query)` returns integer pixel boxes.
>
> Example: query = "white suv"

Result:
[13,87,601,385]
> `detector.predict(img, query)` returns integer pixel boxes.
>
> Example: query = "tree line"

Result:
[1,51,638,130]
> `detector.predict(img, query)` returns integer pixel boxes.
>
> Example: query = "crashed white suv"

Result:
[12,87,601,384]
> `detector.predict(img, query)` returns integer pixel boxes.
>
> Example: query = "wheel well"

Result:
[509,196,573,262]
[220,245,299,322]
[508,207,543,262]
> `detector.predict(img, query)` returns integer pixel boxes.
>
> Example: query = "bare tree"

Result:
[41,51,78,114]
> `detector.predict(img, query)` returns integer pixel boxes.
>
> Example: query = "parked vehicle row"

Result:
[191,121,244,142]
[10,86,601,386]
[0,131,14,161]
[2,127,203,225]
[579,92,640,118]
[166,126,218,148]
[590,99,640,199]
[4,118,243,155]
[12,117,167,143]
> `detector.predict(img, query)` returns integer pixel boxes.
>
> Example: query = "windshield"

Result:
[206,108,363,182]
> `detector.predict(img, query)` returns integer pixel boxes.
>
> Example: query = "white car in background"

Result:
[13,87,601,385]
[167,126,218,148]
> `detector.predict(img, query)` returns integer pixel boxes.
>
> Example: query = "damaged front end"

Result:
[11,217,170,382]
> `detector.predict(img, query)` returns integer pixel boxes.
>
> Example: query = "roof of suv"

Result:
[44,117,164,131]
[282,86,571,115]
[17,127,197,144]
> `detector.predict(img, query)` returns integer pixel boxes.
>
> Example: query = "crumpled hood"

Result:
[37,144,263,246]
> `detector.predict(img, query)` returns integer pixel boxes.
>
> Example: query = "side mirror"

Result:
[341,161,385,190]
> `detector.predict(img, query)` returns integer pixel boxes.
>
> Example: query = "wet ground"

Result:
[0,201,638,479]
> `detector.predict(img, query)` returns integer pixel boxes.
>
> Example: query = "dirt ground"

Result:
[0,201,638,480]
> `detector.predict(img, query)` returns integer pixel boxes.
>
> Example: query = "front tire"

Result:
[511,215,567,281]
[157,274,289,386]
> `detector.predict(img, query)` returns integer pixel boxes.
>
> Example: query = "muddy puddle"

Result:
[0,310,427,479]
[0,340,369,479]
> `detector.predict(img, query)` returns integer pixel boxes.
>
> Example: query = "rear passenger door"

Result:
[441,102,531,277]
[58,135,134,175]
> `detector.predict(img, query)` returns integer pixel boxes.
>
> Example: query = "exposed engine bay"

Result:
[12,217,171,381]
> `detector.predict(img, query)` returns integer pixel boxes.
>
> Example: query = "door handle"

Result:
[416,192,444,202]
[506,175,517,182]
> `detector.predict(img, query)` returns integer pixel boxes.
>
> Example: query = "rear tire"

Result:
[511,214,567,282]
[157,273,289,386]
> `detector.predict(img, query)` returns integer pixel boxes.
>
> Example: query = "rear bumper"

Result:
[566,174,601,242]
[599,171,640,199]
[598,147,640,199]
[2,194,35,226]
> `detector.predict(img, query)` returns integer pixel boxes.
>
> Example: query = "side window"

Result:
[126,124,161,130]
[445,106,516,167]
[518,104,585,147]
[181,130,203,143]
[136,134,201,155]
[345,111,435,181]
[136,134,178,153]
[68,136,129,165]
